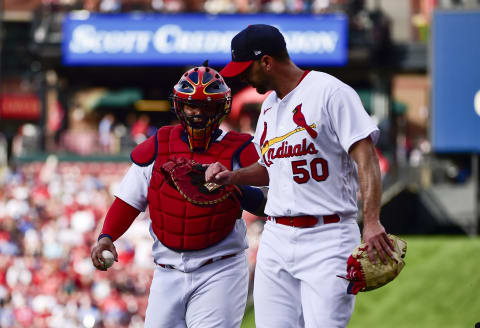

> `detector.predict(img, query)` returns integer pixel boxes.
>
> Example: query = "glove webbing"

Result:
[169,166,236,205]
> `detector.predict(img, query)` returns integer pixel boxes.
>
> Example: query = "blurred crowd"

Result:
[36,0,350,14]
[8,0,480,15]
[0,157,263,327]
[11,112,155,157]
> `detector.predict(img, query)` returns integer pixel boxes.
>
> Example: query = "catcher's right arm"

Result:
[338,234,407,295]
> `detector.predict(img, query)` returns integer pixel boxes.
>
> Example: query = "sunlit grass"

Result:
[242,236,480,328]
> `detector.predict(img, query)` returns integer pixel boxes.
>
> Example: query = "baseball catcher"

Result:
[91,61,266,328]
[338,234,407,295]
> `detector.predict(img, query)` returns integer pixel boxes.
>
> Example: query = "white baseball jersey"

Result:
[253,71,379,218]
[114,130,248,272]
[252,70,378,328]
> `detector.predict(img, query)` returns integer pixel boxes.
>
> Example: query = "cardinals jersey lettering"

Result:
[253,71,379,218]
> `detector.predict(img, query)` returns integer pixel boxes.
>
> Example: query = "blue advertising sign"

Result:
[62,13,347,66]
[432,11,480,153]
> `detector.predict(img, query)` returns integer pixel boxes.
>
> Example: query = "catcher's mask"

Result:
[172,61,231,152]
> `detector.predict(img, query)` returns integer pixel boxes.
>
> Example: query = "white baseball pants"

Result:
[253,218,361,328]
[144,252,249,328]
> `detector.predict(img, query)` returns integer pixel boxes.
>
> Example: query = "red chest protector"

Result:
[131,125,256,251]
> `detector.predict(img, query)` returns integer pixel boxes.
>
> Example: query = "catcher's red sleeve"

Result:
[101,197,140,242]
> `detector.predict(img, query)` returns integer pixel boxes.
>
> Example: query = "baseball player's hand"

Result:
[91,237,118,271]
[205,162,235,185]
[362,221,395,265]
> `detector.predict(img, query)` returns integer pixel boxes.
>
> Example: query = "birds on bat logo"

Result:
[260,103,318,150]
[258,104,320,167]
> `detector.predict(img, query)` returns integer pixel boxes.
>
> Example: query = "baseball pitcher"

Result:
[206,25,400,328]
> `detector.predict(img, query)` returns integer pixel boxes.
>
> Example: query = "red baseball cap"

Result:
[221,24,287,78]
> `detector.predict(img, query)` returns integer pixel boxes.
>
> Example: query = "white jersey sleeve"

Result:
[114,163,153,212]
[327,85,379,153]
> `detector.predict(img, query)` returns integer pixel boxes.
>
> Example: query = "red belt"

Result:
[156,253,237,270]
[267,214,340,228]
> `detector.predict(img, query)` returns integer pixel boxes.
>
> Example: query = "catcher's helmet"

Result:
[172,61,231,152]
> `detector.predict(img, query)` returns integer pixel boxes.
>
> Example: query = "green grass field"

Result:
[241,236,480,328]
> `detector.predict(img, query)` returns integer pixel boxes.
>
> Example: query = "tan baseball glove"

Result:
[338,234,407,295]
[161,157,241,206]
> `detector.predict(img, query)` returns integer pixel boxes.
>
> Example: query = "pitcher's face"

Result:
[240,60,271,95]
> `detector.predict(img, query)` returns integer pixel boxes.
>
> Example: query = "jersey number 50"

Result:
[291,158,329,184]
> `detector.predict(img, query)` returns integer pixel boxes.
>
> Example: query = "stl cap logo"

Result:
[254,50,262,56]
[231,49,236,60]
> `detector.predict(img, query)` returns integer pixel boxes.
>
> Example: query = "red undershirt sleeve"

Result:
[100,197,141,242]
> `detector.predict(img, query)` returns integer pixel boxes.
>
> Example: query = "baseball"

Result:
[101,250,115,269]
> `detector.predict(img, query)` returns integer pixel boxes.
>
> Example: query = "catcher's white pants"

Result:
[253,218,361,328]
[144,252,249,328]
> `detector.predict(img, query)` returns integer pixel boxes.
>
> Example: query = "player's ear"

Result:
[260,55,273,72]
